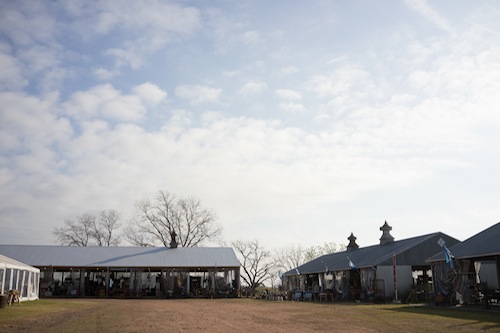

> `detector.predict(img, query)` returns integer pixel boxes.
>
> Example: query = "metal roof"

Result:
[0,245,240,269]
[0,253,40,272]
[427,222,500,262]
[284,232,459,276]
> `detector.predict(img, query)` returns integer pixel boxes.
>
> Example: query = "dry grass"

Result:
[1,298,500,333]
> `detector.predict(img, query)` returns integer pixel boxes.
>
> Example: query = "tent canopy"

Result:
[0,254,40,302]
[0,245,240,270]
[1,254,41,272]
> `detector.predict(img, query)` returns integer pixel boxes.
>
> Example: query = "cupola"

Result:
[379,221,395,245]
[346,232,359,251]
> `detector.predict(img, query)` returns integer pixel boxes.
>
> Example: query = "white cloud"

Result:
[406,69,432,90]
[132,82,167,107]
[18,45,60,73]
[105,48,144,70]
[0,91,71,150]
[0,2,74,93]
[405,0,452,33]
[239,81,267,96]
[0,1,58,47]
[61,1,202,70]
[175,85,222,105]
[407,42,434,63]
[0,91,73,217]
[280,66,299,75]
[305,75,344,98]
[239,30,261,46]
[326,56,348,65]
[275,89,302,100]
[160,109,193,137]
[93,1,201,37]
[305,65,374,100]
[62,84,147,122]
[223,69,242,77]
[9,106,454,226]
[93,68,115,80]
[279,103,305,113]
[3,0,500,249]
[0,50,28,91]
[390,94,416,105]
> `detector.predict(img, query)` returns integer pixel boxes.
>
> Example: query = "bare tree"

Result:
[274,244,308,275]
[232,240,274,295]
[92,209,121,246]
[304,242,346,262]
[125,190,222,247]
[53,209,122,246]
[54,213,94,246]
[275,242,345,275]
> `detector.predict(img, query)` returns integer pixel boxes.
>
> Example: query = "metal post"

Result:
[393,254,398,302]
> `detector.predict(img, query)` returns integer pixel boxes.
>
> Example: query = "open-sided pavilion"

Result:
[0,245,240,299]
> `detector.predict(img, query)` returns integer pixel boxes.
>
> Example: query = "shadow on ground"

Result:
[382,304,500,330]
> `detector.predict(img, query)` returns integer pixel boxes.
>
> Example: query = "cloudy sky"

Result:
[1,0,500,251]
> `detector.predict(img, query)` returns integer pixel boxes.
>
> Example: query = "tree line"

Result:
[53,189,344,295]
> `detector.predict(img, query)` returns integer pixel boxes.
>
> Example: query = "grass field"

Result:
[1,298,500,332]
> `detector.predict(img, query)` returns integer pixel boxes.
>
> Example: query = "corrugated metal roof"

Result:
[284,232,459,276]
[0,245,240,269]
[427,222,500,262]
[0,253,40,271]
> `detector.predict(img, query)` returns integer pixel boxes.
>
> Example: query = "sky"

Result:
[1,0,500,251]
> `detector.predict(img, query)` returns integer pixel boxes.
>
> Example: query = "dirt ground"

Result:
[1,298,375,333]
[2,298,500,333]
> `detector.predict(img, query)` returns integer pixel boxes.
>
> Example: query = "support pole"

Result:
[393,254,398,302]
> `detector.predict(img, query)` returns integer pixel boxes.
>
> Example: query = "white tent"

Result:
[0,254,40,302]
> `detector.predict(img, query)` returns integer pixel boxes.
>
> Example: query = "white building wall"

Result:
[376,265,413,299]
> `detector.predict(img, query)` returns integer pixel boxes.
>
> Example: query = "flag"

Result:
[443,244,455,269]
[438,238,455,270]
[347,257,356,270]
[321,260,330,274]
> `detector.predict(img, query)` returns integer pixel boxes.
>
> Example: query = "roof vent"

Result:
[347,232,359,251]
[379,221,395,245]
[170,231,178,248]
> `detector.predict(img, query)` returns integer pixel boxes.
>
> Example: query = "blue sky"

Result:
[1,0,500,250]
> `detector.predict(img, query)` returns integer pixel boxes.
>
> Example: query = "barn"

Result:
[0,254,40,303]
[427,222,500,306]
[282,221,460,302]
[0,244,240,299]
